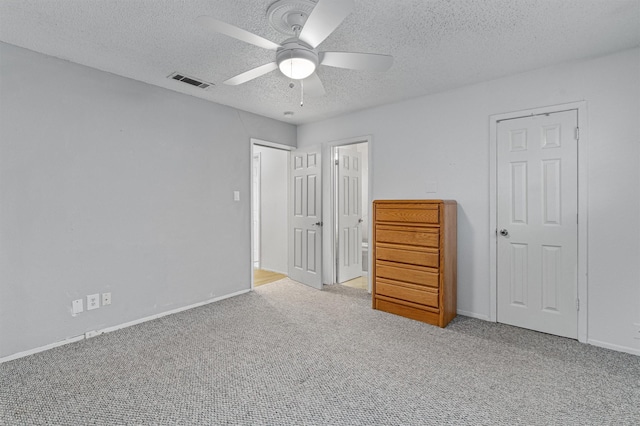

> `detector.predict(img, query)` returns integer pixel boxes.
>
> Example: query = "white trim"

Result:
[0,335,85,364]
[98,289,249,334]
[327,135,373,293]
[587,339,640,356]
[489,101,588,343]
[251,138,295,151]
[457,310,490,321]
[0,289,250,364]
[257,267,288,275]
[252,152,262,270]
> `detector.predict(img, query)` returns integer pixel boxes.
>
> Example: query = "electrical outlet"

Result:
[72,299,83,315]
[634,323,640,340]
[87,293,100,310]
[102,292,111,306]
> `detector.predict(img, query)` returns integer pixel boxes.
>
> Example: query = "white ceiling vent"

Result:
[168,72,213,90]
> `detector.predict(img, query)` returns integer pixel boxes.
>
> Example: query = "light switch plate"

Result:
[72,299,83,315]
[233,190,240,201]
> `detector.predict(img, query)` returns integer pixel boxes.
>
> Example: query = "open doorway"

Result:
[332,141,370,291]
[251,142,290,288]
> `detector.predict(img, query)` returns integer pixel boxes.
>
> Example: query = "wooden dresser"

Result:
[372,200,457,327]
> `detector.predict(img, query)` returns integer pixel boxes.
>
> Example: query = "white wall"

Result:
[0,42,296,359]
[355,142,369,245]
[254,145,288,274]
[298,48,640,354]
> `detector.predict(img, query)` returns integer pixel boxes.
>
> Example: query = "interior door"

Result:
[336,146,363,283]
[288,145,323,289]
[497,110,578,339]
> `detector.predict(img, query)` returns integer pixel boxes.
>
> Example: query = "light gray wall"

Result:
[254,145,288,274]
[298,48,640,354]
[355,142,369,244]
[0,42,296,358]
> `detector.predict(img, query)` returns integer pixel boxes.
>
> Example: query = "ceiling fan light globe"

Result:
[279,57,316,80]
[276,42,319,80]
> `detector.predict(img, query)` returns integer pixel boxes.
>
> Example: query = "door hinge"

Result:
[334,159,339,165]
[575,127,580,140]
[576,298,580,311]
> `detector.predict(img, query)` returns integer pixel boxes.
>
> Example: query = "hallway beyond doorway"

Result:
[341,276,367,290]
[254,269,287,287]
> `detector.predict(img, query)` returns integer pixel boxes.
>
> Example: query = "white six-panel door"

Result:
[336,146,363,283]
[497,110,578,339]
[288,146,323,289]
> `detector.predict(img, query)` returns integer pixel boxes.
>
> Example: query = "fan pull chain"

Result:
[300,78,304,107]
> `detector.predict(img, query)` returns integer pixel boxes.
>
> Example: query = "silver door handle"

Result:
[313,221,323,226]
[499,229,509,237]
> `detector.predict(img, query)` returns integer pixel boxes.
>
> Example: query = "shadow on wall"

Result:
[455,204,476,314]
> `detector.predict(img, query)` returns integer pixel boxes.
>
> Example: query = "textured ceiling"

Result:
[1,0,639,124]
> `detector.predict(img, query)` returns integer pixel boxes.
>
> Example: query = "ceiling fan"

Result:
[196,0,393,98]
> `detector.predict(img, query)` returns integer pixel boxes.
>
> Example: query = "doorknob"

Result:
[313,221,323,226]
[499,229,509,237]
[358,218,363,224]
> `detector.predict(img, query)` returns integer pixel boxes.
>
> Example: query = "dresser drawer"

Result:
[376,225,439,248]
[375,298,440,324]
[376,245,439,268]
[376,279,439,308]
[376,261,439,288]
[375,204,439,224]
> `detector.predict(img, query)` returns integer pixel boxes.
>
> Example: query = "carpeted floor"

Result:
[1,278,639,425]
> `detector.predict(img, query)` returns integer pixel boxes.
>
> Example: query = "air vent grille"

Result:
[168,72,213,90]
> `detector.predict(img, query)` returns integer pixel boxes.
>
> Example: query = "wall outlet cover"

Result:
[425,181,438,193]
[87,293,100,310]
[102,292,111,306]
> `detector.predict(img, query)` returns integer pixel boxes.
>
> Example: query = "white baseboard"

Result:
[587,339,640,356]
[257,267,287,275]
[0,335,86,364]
[456,310,491,321]
[0,289,250,364]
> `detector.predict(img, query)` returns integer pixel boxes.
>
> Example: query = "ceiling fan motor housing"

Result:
[267,0,316,36]
[276,39,318,80]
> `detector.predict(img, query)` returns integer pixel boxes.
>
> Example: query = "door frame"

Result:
[488,101,588,343]
[252,152,261,269]
[328,136,373,291]
[250,138,294,291]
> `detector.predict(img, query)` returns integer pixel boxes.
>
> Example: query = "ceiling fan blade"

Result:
[320,52,394,71]
[303,73,326,97]
[224,62,278,85]
[299,0,354,48]
[196,16,281,51]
